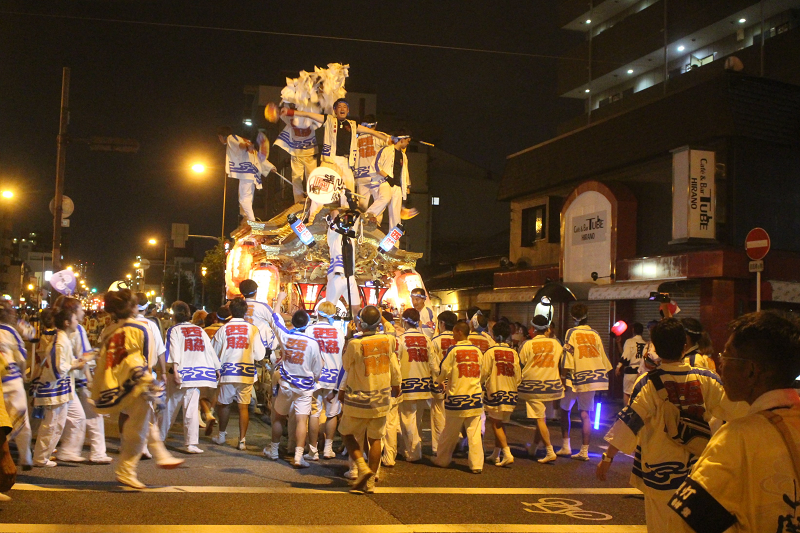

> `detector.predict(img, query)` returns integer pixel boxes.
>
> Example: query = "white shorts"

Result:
[339,413,387,441]
[312,388,342,418]
[273,382,314,417]
[217,383,253,405]
[560,390,596,412]
[525,399,547,419]
[485,408,512,422]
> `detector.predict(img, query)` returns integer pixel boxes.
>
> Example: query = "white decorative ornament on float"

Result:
[563,190,612,284]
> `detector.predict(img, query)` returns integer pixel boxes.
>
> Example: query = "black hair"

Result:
[466,307,481,320]
[570,303,588,323]
[291,310,310,329]
[171,301,191,323]
[729,311,800,388]
[217,126,233,138]
[453,321,470,338]
[651,318,686,361]
[633,322,644,335]
[437,311,457,331]
[229,297,248,318]
[105,289,135,319]
[492,321,511,342]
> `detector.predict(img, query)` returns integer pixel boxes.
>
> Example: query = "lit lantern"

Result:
[293,282,326,311]
[359,283,390,307]
[250,263,280,304]
[611,320,628,336]
[225,240,256,299]
[393,269,427,308]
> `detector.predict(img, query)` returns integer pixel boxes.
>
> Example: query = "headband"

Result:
[531,321,550,332]
[361,122,377,128]
[402,317,419,327]
[137,304,148,312]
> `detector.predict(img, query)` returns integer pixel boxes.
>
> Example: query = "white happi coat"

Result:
[563,325,612,392]
[165,323,220,388]
[482,343,521,413]
[396,328,434,401]
[305,320,346,391]
[211,319,267,384]
[518,335,572,402]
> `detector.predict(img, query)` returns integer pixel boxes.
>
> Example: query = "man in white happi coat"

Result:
[161,301,220,454]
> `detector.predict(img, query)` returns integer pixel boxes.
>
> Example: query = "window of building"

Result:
[521,204,546,246]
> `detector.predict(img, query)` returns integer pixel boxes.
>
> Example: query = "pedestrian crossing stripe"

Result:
[11,483,642,495]
[0,525,648,533]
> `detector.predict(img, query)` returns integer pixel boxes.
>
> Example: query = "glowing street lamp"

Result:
[1,191,12,199]
[191,163,206,174]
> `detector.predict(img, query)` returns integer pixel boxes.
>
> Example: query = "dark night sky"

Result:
[0,1,584,288]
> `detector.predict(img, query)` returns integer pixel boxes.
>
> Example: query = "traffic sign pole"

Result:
[745,228,771,312]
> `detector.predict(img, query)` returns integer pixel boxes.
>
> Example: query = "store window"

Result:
[521,204,546,246]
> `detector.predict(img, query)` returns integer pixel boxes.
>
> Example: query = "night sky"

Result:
[0,1,583,288]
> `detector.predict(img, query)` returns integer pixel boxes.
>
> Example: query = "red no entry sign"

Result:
[745,227,770,260]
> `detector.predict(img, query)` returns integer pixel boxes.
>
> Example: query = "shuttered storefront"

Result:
[632,281,701,340]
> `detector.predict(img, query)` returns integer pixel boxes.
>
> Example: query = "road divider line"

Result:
[0,524,649,533]
[12,483,641,495]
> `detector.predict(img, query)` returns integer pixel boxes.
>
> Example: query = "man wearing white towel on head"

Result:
[218,127,275,223]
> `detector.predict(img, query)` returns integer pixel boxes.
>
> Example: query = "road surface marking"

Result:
[12,483,642,495]
[0,525,648,533]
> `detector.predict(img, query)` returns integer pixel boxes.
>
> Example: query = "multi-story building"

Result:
[454,0,800,391]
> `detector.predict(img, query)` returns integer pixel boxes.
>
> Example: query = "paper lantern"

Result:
[294,282,326,311]
[611,320,628,336]
[225,240,256,299]
[359,284,389,307]
[250,263,280,304]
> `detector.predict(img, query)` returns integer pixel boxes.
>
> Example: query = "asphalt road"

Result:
[0,408,647,533]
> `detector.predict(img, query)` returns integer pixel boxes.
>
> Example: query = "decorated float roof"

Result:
[230,202,422,285]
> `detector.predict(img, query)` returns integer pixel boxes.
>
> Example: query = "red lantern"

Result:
[611,320,628,336]
[225,240,256,298]
[294,282,326,311]
[359,284,390,307]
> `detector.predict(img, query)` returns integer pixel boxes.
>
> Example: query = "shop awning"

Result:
[766,280,800,303]
[477,288,541,303]
[588,281,663,301]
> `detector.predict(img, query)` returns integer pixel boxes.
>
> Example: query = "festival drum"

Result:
[306,166,344,205]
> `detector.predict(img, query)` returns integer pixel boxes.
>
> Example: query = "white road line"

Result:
[11,483,642,495]
[0,525,648,533]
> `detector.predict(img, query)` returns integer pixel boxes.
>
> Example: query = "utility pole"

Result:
[52,67,70,272]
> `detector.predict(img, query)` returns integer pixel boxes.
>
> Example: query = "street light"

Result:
[1,191,12,199]
[191,163,206,174]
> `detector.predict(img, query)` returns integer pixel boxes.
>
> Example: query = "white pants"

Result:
[3,380,31,466]
[76,387,107,460]
[162,384,201,446]
[434,414,483,471]
[57,395,87,460]
[238,179,256,221]
[399,399,427,462]
[355,177,372,211]
[381,398,401,464]
[117,395,172,480]
[366,183,402,228]
[291,154,317,203]
[430,398,445,454]
[644,493,684,533]
[32,402,68,464]
[326,272,360,307]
